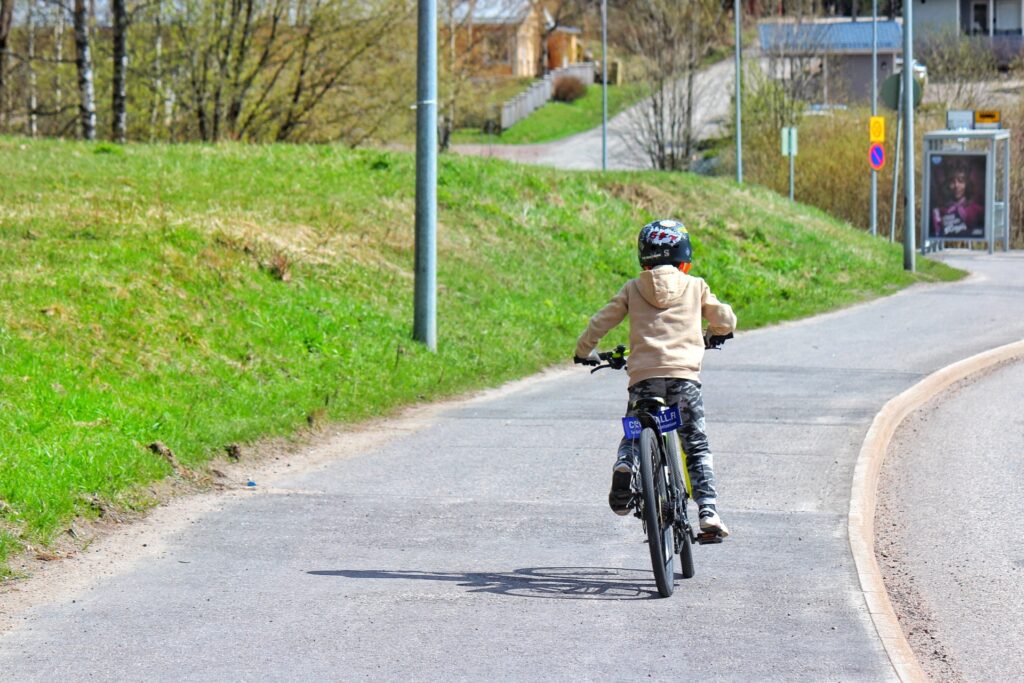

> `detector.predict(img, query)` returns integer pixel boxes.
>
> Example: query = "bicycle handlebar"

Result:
[574,332,734,373]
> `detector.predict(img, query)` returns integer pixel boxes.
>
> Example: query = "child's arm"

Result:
[574,284,629,358]
[701,283,737,336]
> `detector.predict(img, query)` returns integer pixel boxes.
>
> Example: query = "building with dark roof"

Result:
[758,20,903,103]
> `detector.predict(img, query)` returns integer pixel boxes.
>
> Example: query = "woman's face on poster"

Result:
[948,172,967,201]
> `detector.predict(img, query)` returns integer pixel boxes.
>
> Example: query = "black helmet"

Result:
[637,219,692,268]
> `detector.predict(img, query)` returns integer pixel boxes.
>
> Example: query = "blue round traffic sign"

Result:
[869,143,885,171]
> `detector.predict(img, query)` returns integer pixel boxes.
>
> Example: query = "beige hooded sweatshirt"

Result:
[575,265,736,386]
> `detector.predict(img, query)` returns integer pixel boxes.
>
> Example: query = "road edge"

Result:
[848,338,1024,683]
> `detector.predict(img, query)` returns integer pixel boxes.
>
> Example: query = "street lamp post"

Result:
[903,0,915,271]
[734,0,742,184]
[601,0,608,171]
[414,0,438,350]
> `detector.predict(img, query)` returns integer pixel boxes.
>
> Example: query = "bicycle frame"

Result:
[626,400,694,542]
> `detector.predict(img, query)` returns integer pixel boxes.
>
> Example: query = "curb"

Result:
[848,338,1024,683]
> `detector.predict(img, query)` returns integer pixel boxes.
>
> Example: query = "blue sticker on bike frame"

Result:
[621,405,682,439]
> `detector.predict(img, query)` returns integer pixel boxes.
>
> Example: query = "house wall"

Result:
[835,52,899,102]
[995,0,1022,30]
[913,0,959,36]
[514,10,541,77]
[547,32,579,70]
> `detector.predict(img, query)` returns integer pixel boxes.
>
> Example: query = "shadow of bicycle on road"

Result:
[307,566,665,600]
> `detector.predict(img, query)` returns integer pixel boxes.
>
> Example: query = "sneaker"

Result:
[608,454,635,516]
[699,506,730,537]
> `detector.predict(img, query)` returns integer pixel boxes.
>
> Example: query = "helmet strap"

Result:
[680,263,692,274]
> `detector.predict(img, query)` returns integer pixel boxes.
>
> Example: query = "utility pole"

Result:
[414,0,438,350]
[734,0,743,183]
[601,0,607,171]
[903,0,915,271]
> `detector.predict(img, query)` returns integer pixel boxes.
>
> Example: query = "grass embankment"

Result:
[0,138,961,574]
[451,83,648,145]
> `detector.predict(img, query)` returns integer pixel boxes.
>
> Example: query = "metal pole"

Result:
[789,133,794,202]
[1005,138,1011,251]
[889,82,902,243]
[414,0,437,350]
[601,0,608,171]
[734,0,743,184]
[902,2,916,271]
[870,0,878,236]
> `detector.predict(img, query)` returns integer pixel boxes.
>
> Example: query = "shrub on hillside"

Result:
[1005,102,1024,248]
[553,76,587,103]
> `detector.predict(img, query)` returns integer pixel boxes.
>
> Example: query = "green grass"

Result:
[0,137,962,574]
[451,82,649,145]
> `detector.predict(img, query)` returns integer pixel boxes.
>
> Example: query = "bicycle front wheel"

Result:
[639,427,675,597]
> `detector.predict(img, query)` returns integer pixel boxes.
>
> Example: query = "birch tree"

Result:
[0,0,14,128]
[73,0,96,138]
[111,0,128,141]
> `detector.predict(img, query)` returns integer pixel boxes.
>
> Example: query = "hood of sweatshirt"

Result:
[636,266,689,309]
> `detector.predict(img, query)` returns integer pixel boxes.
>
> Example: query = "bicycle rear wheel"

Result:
[639,427,675,597]
[664,433,695,580]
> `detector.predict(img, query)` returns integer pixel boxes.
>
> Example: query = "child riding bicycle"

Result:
[574,219,736,537]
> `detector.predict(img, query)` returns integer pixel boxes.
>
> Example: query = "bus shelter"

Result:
[922,129,1010,254]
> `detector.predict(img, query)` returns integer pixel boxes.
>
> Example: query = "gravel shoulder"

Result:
[877,358,1024,682]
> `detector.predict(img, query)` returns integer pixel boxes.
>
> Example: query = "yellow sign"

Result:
[870,116,885,143]
[975,110,1000,124]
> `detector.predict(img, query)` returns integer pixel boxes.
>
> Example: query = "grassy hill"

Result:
[0,138,961,574]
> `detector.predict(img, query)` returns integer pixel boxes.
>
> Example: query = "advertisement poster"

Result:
[928,153,987,239]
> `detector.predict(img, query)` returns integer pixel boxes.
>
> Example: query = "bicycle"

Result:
[574,332,732,597]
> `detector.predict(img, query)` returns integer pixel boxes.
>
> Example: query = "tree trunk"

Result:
[55,2,64,123]
[73,0,97,139]
[112,0,128,142]
[28,0,37,137]
[150,0,163,137]
[0,0,14,130]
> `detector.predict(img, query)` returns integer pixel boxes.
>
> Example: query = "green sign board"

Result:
[781,127,798,157]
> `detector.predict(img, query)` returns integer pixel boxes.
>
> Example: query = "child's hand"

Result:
[574,349,601,366]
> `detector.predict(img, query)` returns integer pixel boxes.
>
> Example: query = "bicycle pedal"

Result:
[696,532,724,545]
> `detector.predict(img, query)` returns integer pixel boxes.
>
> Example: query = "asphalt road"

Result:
[878,357,1024,682]
[452,58,736,171]
[2,251,1023,681]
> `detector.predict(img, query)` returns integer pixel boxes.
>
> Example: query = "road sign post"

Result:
[871,0,878,236]
[781,126,797,201]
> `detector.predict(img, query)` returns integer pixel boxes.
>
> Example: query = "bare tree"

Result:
[918,26,998,109]
[621,0,727,170]
[73,0,96,138]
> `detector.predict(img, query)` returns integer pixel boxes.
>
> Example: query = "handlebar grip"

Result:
[705,332,734,349]
[574,356,599,366]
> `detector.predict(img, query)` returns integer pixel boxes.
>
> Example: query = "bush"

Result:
[553,76,587,103]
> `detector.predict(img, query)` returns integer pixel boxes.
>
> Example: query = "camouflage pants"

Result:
[617,377,719,507]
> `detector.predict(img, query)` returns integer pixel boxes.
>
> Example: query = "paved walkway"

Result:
[2,251,1022,681]
[452,58,737,171]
